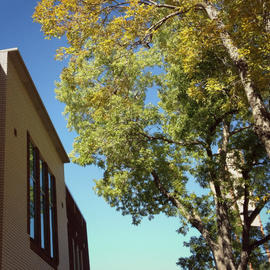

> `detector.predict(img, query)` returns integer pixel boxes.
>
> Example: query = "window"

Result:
[27,133,59,268]
[69,231,86,270]
[66,189,90,270]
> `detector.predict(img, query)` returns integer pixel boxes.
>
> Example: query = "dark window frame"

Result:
[27,132,59,269]
[66,189,90,270]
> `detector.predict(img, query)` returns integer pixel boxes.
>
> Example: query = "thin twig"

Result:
[141,0,179,10]
[139,132,206,147]
[229,125,253,137]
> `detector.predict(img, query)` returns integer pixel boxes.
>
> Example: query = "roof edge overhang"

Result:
[0,48,70,163]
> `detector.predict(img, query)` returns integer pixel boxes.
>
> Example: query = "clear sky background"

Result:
[0,1,198,269]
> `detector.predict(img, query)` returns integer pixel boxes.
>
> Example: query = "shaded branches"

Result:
[249,234,270,251]
[151,170,217,250]
[139,131,206,147]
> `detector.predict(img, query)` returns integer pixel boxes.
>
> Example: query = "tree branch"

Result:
[143,10,182,43]
[209,110,237,136]
[200,0,270,159]
[139,132,206,147]
[249,234,270,251]
[151,170,217,250]
[247,194,270,227]
[229,125,253,137]
[243,183,249,227]
[140,5,196,46]
[140,0,179,10]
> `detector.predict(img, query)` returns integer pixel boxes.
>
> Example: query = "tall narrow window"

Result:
[49,173,56,259]
[76,244,81,270]
[72,239,77,270]
[29,141,36,239]
[80,249,84,270]
[27,134,59,268]
[40,160,46,249]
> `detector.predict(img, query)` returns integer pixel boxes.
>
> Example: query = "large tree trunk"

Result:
[208,123,237,270]
[207,198,237,270]
[202,1,270,159]
[213,206,237,270]
[237,251,250,270]
[237,67,270,160]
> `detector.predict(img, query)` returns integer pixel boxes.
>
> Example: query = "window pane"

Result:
[49,175,52,206]
[76,244,80,270]
[49,174,55,258]
[28,137,59,264]
[30,175,35,239]
[29,143,34,178]
[40,160,45,249]
[49,208,54,257]
[72,239,77,270]
[80,249,84,270]
[29,142,36,239]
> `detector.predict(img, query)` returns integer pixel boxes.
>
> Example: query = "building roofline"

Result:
[1,48,69,163]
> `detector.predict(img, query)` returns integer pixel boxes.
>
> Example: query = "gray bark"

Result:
[202,1,270,159]
[208,123,237,270]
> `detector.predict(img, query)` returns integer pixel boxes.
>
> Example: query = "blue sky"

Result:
[0,1,196,269]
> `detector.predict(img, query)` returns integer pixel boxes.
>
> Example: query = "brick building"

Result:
[0,48,90,269]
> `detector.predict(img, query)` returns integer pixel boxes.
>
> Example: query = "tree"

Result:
[33,0,270,158]
[177,236,216,270]
[33,1,270,269]
[177,234,270,270]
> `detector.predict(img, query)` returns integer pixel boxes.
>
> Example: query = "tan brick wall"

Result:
[1,57,70,269]
[0,51,8,270]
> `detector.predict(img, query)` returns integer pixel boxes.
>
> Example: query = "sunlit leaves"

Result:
[34,0,270,266]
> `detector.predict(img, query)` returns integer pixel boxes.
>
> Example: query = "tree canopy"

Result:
[33,0,270,269]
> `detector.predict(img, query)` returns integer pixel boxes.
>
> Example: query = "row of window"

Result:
[27,134,59,268]
[66,189,90,270]
[72,237,85,270]
[27,134,90,270]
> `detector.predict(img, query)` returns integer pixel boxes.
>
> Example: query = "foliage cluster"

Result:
[34,1,270,269]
